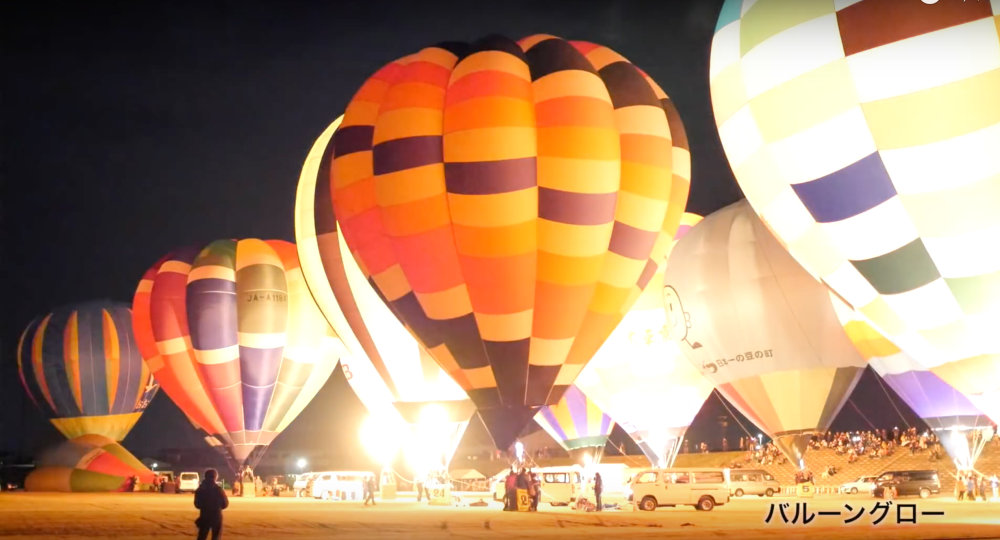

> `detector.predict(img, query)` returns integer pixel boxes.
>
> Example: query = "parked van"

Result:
[871,470,940,499]
[311,471,371,501]
[492,467,584,505]
[728,469,779,497]
[631,468,730,511]
[177,472,200,493]
[293,472,318,497]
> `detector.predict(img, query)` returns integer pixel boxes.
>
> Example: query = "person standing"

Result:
[594,472,604,512]
[530,471,541,511]
[364,476,377,506]
[504,469,517,511]
[194,469,229,540]
[967,475,976,502]
[415,473,424,502]
[958,474,965,501]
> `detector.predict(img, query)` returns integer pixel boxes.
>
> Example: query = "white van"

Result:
[293,472,318,497]
[492,467,585,506]
[631,468,730,511]
[178,472,200,493]
[728,469,780,497]
[311,471,371,501]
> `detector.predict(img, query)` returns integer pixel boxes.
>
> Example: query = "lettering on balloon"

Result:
[245,293,287,303]
[702,349,773,374]
[628,325,672,347]
[341,363,353,380]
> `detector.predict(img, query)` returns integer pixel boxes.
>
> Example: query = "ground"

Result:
[1,492,999,540]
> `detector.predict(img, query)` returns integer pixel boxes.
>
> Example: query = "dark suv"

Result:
[871,470,940,499]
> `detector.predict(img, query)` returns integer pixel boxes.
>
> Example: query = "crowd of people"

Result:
[807,427,943,464]
[955,472,999,501]
[727,439,788,469]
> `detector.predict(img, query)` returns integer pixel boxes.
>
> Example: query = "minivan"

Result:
[631,468,730,511]
[492,467,584,506]
[871,470,940,499]
[177,472,200,493]
[311,471,371,500]
[728,469,779,497]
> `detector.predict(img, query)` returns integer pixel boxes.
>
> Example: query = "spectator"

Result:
[194,469,228,540]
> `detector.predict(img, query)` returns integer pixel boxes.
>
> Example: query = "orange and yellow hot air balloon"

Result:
[323,34,691,449]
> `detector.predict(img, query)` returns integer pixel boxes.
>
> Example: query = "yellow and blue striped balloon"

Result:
[17,301,158,441]
[534,385,615,456]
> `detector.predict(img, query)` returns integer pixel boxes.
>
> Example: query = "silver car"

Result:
[728,469,779,497]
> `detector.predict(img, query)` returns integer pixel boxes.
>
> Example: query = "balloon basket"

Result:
[240,481,256,498]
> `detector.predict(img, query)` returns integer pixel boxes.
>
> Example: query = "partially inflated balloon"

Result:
[663,201,867,467]
[710,0,1000,422]
[534,385,614,462]
[17,301,158,441]
[132,240,344,466]
[25,434,154,492]
[575,213,712,467]
[330,34,691,448]
[295,117,475,471]
[828,292,991,466]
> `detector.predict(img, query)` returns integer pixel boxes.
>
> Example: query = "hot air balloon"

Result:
[132,239,344,468]
[663,201,868,467]
[575,213,712,468]
[829,293,993,469]
[533,385,615,464]
[709,1,1000,422]
[17,301,158,442]
[25,434,155,492]
[295,116,475,474]
[328,34,691,449]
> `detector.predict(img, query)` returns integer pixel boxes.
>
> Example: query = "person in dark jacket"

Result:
[594,472,604,511]
[364,476,377,506]
[504,469,517,511]
[194,469,229,540]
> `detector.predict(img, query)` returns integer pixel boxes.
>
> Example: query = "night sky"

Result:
[3,0,924,462]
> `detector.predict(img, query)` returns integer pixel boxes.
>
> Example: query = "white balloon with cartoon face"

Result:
[661,201,867,465]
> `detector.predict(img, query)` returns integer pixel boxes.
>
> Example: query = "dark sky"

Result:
[2,0,923,460]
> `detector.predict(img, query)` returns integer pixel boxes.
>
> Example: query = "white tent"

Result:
[449,469,486,480]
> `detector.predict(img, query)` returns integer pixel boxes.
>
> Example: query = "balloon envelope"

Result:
[17,301,158,441]
[329,34,691,449]
[576,213,712,467]
[132,239,344,466]
[295,117,475,471]
[828,293,991,463]
[710,0,1000,423]
[534,385,615,461]
[25,434,154,492]
[663,201,867,466]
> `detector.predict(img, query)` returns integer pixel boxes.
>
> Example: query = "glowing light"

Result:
[361,416,400,467]
[296,458,307,470]
[515,442,524,461]
[420,405,446,426]
[152,463,157,469]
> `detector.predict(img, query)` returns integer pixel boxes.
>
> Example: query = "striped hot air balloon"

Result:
[17,301,158,441]
[25,434,155,493]
[328,34,691,450]
[709,0,1000,423]
[295,116,476,473]
[534,385,615,463]
[663,201,869,468]
[132,240,345,466]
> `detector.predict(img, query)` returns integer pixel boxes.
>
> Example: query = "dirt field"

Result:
[1,492,999,540]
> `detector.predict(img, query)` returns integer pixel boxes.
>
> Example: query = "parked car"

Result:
[728,469,780,497]
[840,475,878,495]
[311,471,370,501]
[871,470,940,499]
[293,472,318,497]
[631,468,730,511]
[177,472,200,493]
